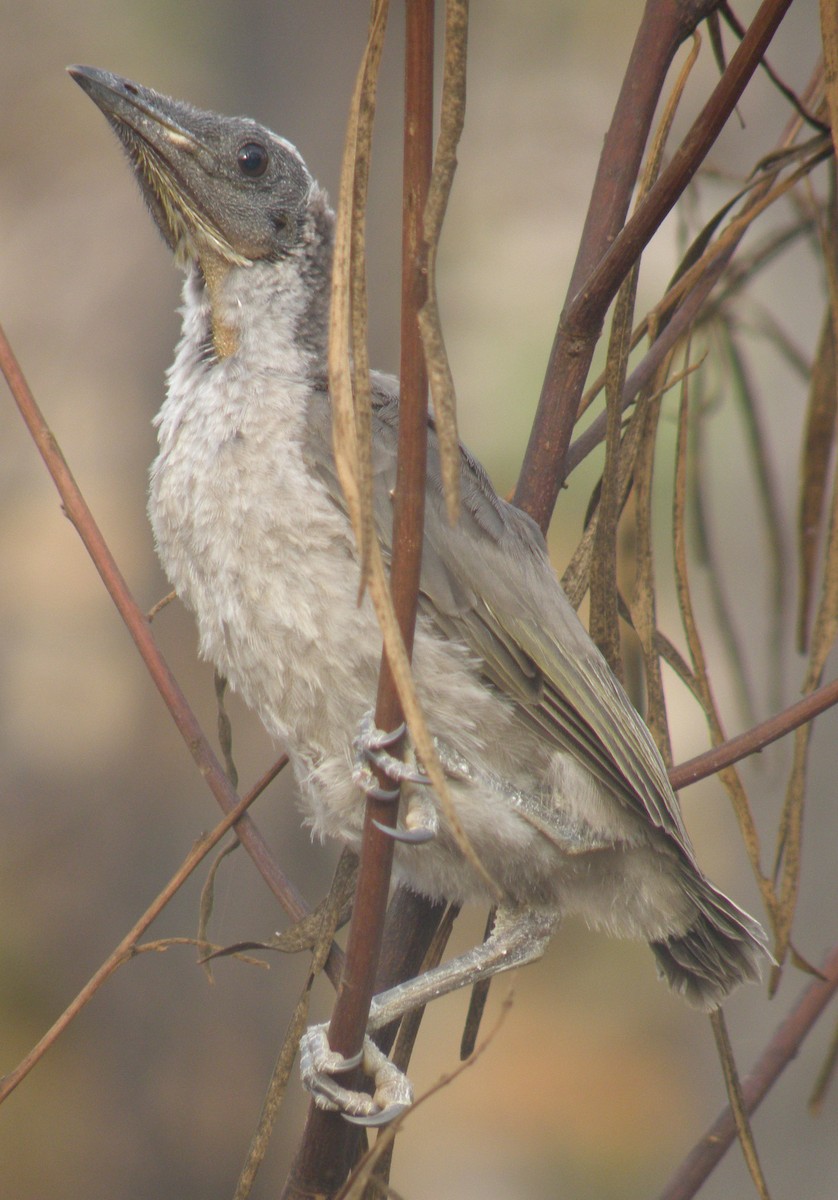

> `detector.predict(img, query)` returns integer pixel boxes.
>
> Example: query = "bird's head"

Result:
[69,66,324,358]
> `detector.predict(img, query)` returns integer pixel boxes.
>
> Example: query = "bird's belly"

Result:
[147,402,683,928]
[149,417,384,757]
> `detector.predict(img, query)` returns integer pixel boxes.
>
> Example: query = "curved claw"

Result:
[300,1025,414,1122]
[366,783,401,803]
[355,713,406,752]
[343,1101,411,1127]
[373,818,436,844]
[370,719,406,749]
[329,1046,364,1072]
[366,753,430,787]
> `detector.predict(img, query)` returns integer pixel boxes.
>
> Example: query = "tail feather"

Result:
[651,881,770,1011]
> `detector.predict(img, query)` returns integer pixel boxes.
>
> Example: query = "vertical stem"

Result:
[326,0,434,1071]
[282,4,434,1194]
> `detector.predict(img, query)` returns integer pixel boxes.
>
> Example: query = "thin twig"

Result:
[669,672,838,790]
[709,1009,772,1200]
[0,758,283,1105]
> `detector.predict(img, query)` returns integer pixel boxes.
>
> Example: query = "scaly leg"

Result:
[299,906,558,1124]
[368,906,558,1030]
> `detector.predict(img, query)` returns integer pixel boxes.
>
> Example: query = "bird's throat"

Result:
[199,248,239,359]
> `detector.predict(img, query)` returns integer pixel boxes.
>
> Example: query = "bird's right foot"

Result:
[299,1024,413,1125]
[352,711,438,843]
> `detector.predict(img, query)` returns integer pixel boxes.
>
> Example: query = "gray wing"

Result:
[303,376,695,860]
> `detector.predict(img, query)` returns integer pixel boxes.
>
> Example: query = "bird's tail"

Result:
[651,875,771,1010]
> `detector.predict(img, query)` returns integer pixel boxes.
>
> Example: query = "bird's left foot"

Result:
[352,711,438,843]
[299,1024,413,1125]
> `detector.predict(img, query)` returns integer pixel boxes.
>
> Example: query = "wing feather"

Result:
[303,380,695,858]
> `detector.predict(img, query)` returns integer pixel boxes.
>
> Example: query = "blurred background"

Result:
[1,1,835,1197]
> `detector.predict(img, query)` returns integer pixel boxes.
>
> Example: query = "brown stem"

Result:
[281,4,435,1195]
[326,0,434,1068]
[568,0,718,299]
[670,673,838,791]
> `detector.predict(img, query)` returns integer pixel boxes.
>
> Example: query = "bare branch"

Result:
[669,673,838,791]
[0,759,282,1105]
[515,0,795,531]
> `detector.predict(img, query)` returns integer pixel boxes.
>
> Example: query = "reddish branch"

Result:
[514,0,795,532]
[326,0,434,1070]
[670,674,838,790]
[567,0,720,300]
[281,3,436,1194]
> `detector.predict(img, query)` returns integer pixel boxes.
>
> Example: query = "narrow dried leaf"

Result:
[770,725,809,976]
[561,403,645,608]
[418,0,468,524]
[672,368,776,927]
[721,325,787,714]
[652,139,832,349]
[367,535,500,897]
[262,850,357,954]
[797,313,837,651]
[710,1009,773,1200]
[653,628,701,703]
[629,385,672,764]
[590,33,699,679]
[774,399,838,964]
[773,161,838,966]
[704,220,819,328]
[808,1015,838,1114]
[146,588,177,621]
[214,669,238,789]
[197,838,240,981]
[328,0,390,588]
[589,275,633,677]
[820,0,838,150]
[688,357,758,723]
[232,852,356,1200]
[707,11,727,77]
[232,989,314,1200]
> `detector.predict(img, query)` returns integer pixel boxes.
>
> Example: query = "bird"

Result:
[70,65,768,1121]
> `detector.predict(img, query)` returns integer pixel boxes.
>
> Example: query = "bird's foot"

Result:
[373,788,439,843]
[353,712,430,786]
[299,1024,413,1126]
[353,711,438,843]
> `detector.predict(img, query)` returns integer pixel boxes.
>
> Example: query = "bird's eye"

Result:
[237,142,269,177]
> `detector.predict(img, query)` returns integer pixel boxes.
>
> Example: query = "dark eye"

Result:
[237,142,269,177]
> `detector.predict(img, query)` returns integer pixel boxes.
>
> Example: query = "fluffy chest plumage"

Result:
[149,356,383,752]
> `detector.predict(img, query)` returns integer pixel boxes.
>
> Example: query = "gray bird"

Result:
[70,66,768,1120]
